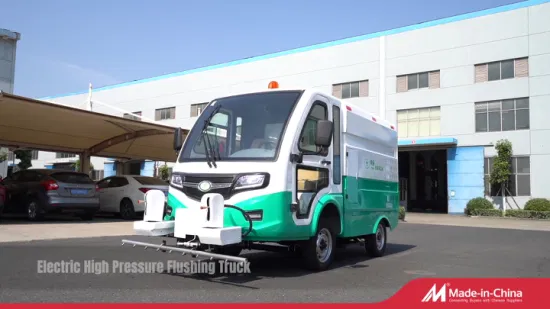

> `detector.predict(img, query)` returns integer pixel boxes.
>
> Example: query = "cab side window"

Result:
[298,102,328,155]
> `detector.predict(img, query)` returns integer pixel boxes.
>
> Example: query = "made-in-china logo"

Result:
[421,283,523,304]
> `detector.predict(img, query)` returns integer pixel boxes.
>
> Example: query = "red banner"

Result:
[1,278,548,308]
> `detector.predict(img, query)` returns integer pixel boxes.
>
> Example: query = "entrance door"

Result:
[292,95,337,223]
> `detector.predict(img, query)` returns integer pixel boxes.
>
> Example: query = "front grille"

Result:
[179,173,237,201]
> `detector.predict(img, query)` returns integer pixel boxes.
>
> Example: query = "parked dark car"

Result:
[0,169,100,221]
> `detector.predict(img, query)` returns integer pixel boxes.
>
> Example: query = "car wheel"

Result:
[119,198,136,220]
[301,218,336,271]
[27,198,44,221]
[365,221,387,257]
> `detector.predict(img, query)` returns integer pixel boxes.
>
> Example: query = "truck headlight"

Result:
[234,174,266,190]
[171,174,183,188]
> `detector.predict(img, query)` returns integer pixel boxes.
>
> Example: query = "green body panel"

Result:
[341,176,399,237]
[163,174,399,242]
[165,191,311,241]
[309,193,344,236]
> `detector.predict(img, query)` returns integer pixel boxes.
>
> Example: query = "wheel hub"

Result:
[316,228,332,263]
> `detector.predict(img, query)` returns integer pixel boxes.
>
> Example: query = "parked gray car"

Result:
[0,169,100,221]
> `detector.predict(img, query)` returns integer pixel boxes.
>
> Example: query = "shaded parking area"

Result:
[1,223,549,303]
[0,91,186,172]
[0,91,187,223]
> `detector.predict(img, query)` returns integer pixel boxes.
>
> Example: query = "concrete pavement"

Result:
[1,212,549,243]
[404,213,550,231]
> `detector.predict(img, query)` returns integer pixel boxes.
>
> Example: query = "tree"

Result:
[489,139,512,215]
[0,150,7,163]
[14,150,33,170]
[72,159,94,172]
[158,164,170,181]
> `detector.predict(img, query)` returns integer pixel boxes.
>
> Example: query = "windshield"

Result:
[179,90,303,162]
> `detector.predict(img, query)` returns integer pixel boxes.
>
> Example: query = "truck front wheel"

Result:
[302,218,336,271]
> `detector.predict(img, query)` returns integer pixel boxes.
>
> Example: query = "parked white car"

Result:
[96,175,168,220]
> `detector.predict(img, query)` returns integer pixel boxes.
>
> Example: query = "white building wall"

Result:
[34,0,550,206]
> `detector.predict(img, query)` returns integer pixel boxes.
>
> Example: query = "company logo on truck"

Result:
[198,180,213,192]
[367,160,384,171]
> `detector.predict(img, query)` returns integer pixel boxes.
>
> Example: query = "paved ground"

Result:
[2,212,549,243]
[0,214,133,243]
[1,222,549,303]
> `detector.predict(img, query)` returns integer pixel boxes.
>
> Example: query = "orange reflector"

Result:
[268,81,279,89]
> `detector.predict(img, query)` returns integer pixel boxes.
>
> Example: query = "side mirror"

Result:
[173,127,184,151]
[315,120,333,147]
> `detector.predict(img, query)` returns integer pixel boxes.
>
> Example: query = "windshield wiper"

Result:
[201,104,221,168]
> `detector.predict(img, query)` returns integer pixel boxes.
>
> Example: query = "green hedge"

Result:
[469,208,550,220]
[524,198,550,212]
[470,209,503,217]
[464,197,494,215]
[399,206,406,221]
[506,209,550,219]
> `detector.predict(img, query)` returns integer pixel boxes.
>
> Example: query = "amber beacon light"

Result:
[268,81,279,89]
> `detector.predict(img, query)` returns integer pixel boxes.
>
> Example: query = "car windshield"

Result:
[179,91,303,162]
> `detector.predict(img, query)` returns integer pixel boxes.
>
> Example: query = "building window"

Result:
[396,106,440,138]
[56,152,76,159]
[484,156,530,196]
[123,111,142,121]
[155,107,176,121]
[190,103,209,117]
[475,98,529,132]
[31,150,38,160]
[7,151,13,161]
[475,58,529,83]
[396,71,440,92]
[332,80,368,99]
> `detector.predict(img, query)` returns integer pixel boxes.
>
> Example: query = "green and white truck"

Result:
[123,82,400,271]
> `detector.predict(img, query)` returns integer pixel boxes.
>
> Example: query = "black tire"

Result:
[365,221,387,257]
[26,198,44,221]
[301,218,337,271]
[79,213,95,221]
[211,245,242,256]
[119,198,136,220]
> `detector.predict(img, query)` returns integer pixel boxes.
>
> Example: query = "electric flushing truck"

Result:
[122,82,400,271]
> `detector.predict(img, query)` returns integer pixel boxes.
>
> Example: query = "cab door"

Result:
[292,94,336,222]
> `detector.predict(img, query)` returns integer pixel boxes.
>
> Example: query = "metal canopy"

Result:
[0,91,188,162]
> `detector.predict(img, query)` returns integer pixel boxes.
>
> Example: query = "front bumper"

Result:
[134,192,242,246]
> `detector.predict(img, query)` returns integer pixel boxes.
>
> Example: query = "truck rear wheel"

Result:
[302,218,336,271]
[365,221,387,257]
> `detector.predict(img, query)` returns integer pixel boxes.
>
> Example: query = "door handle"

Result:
[321,160,331,165]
